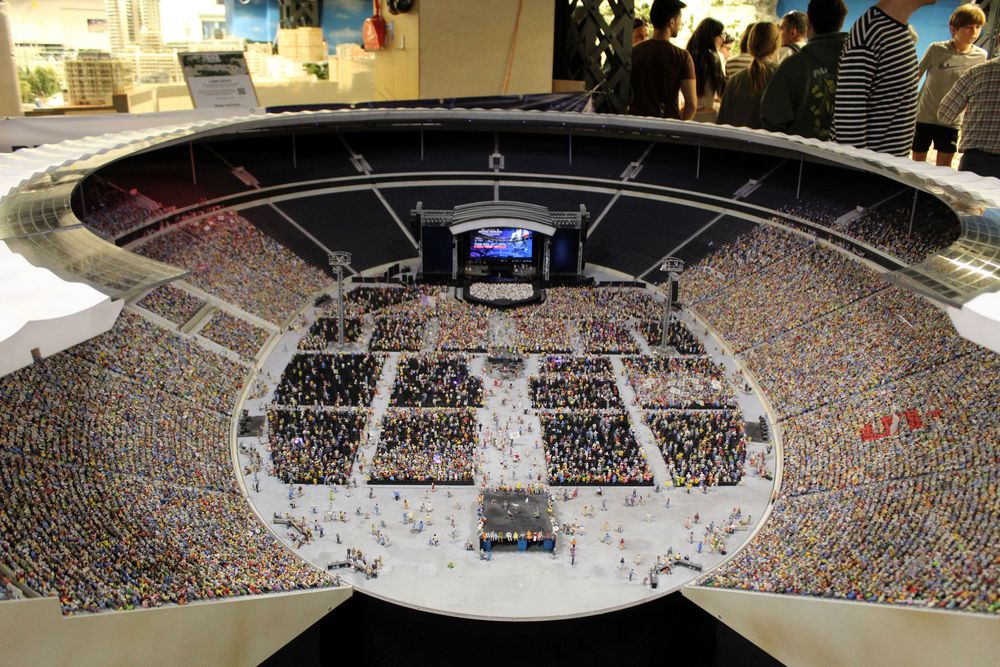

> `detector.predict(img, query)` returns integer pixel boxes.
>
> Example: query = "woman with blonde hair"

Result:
[717,22,781,129]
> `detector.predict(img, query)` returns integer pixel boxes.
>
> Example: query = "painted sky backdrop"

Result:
[225,0,368,50]
[224,1,971,58]
[777,0,966,58]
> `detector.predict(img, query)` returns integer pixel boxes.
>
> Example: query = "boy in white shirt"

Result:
[911,3,987,167]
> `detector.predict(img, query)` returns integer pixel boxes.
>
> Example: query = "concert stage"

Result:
[479,487,557,551]
[413,200,588,287]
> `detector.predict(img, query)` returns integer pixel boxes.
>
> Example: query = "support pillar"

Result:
[577,232,584,277]
[328,251,352,345]
[543,236,551,281]
[658,257,684,353]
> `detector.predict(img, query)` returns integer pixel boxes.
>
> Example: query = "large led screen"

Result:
[468,227,533,260]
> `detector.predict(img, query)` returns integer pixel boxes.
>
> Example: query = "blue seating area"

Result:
[634,144,784,198]
[207,132,359,186]
[238,204,332,272]
[586,198,720,278]
[343,129,495,174]
[83,126,957,280]
[273,191,418,272]
[645,215,759,283]
[500,133,649,180]
[97,143,254,210]
[744,159,904,214]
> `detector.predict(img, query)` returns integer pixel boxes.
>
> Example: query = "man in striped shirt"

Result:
[832,0,938,157]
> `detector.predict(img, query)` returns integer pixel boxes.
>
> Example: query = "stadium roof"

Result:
[1,107,999,374]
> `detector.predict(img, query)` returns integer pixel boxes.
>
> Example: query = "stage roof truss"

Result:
[413,200,586,237]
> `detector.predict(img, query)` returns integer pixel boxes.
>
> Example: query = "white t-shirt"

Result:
[915,40,987,127]
[776,40,807,63]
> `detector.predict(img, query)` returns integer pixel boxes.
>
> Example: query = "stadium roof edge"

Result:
[0,108,998,358]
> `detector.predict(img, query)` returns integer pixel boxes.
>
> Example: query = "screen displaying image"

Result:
[469,227,533,260]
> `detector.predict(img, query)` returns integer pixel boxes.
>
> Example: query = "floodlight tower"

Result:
[659,257,684,353]
[328,251,352,345]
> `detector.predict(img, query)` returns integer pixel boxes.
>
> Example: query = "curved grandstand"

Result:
[0,110,997,659]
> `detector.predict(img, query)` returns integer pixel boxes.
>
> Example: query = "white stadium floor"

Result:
[237,284,777,619]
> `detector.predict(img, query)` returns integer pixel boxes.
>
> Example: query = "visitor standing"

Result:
[726,23,758,80]
[911,4,987,166]
[718,22,781,129]
[938,37,1000,179]
[777,11,809,61]
[687,18,728,122]
[833,0,938,157]
[761,0,849,140]
[629,0,696,119]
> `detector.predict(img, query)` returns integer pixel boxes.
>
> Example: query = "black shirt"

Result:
[630,39,696,119]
